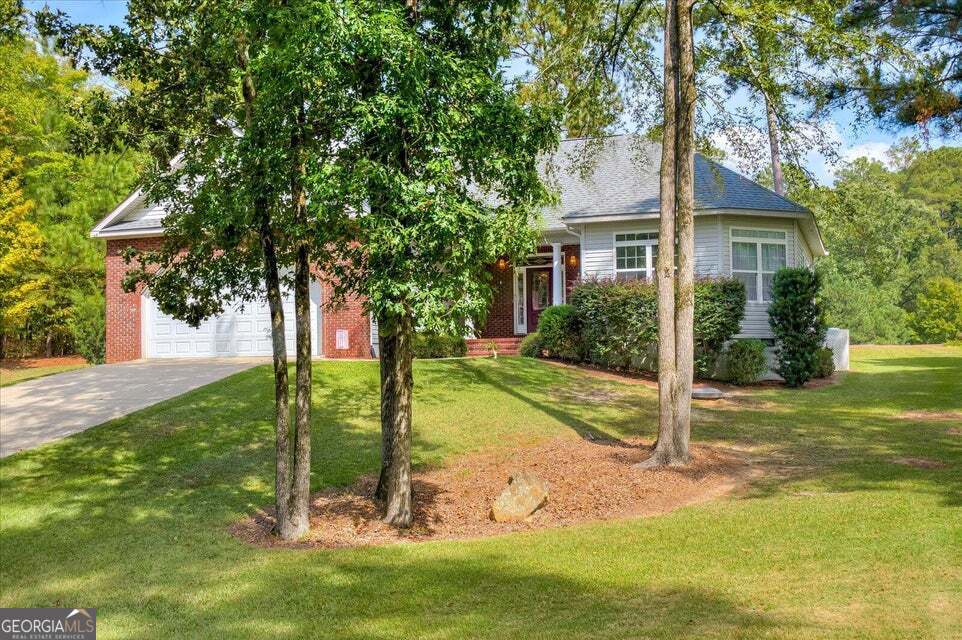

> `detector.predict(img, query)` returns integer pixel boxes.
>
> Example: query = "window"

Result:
[614,232,659,281]
[731,228,787,302]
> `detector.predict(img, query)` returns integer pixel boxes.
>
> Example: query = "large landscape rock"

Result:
[490,471,549,522]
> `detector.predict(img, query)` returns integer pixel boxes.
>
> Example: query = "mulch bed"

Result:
[231,437,759,549]
[0,356,87,371]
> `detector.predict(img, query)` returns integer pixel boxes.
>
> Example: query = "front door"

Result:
[525,267,552,333]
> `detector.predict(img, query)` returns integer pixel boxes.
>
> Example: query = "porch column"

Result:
[551,242,563,305]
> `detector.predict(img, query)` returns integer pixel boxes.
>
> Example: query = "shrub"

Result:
[814,347,835,378]
[911,277,962,343]
[536,304,582,360]
[693,278,747,377]
[570,279,658,369]
[768,267,827,387]
[68,290,105,364]
[570,277,746,374]
[412,333,467,358]
[725,339,767,385]
[519,332,543,358]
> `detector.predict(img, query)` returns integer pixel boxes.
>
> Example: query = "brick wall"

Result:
[105,237,163,363]
[321,283,371,359]
[105,237,578,360]
[478,244,581,339]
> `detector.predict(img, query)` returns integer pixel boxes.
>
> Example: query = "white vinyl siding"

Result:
[720,215,798,338]
[580,216,723,281]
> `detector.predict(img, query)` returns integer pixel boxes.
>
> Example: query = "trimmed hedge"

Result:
[567,277,747,376]
[519,332,542,358]
[412,334,467,358]
[536,304,582,360]
[725,339,767,385]
[768,267,826,387]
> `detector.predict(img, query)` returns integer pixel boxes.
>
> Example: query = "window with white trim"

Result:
[730,228,787,302]
[614,232,659,281]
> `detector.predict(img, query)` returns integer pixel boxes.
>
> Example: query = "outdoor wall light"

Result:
[496,258,508,270]
[568,254,578,267]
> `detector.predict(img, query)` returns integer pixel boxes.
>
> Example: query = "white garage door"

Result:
[143,284,320,358]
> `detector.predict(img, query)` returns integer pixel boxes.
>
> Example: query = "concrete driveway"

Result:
[0,358,264,458]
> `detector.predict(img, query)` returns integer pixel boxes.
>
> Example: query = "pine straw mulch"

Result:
[231,437,761,549]
[0,356,87,371]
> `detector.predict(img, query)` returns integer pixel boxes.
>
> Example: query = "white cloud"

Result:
[840,141,893,166]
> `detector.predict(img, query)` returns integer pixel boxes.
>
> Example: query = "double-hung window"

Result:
[731,228,788,302]
[614,232,659,281]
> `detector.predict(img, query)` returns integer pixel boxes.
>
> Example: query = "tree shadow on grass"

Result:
[96,548,811,640]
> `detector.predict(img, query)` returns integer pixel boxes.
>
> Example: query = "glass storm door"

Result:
[525,267,552,333]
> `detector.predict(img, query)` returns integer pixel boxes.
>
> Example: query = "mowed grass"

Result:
[1,346,960,639]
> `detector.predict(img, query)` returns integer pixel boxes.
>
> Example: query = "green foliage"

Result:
[325,1,559,341]
[570,278,658,369]
[724,339,767,386]
[536,304,581,360]
[814,347,835,379]
[798,154,962,344]
[768,267,827,387]
[837,2,962,134]
[412,334,467,359]
[0,35,139,354]
[0,145,43,339]
[816,261,912,344]
[911,277,962,343]
[570,277,745,375]
[67,288,105,364]
[518,332,543,358]
[692,278,747,377]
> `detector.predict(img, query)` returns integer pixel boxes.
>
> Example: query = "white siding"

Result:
[580,215,723,280]
[720,215,798,339]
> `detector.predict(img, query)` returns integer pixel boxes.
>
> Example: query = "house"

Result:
[92,134,833,364]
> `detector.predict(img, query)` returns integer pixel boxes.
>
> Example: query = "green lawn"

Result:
[0,362,88,387]
[1,346,960,639]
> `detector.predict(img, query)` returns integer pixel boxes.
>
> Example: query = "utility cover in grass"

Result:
[692,386,724,400]
[490,471,549,522]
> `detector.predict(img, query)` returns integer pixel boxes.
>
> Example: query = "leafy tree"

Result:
[0,20,140,356]
[912,277,962,342]
[0,145,42,358]
[896,146,962,249]
[54,0,356,539]
[327,0,558,525]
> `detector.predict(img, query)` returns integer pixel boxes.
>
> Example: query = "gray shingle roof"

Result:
[541,135,806,228]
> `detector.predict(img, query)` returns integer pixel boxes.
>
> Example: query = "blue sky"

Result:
[27,0,957,185]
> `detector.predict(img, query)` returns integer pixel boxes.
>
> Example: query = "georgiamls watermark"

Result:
[1,608,96,640]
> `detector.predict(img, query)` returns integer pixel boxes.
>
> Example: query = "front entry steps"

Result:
[466,337,524,357]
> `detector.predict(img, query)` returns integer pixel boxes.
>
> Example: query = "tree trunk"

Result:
[375,309,414,527]
[45,332,53,358]
[640,0,695,468]
[237,35,296,540]
[671,0,696,465]
[286,104,312,540]
[0,333,6,360]
[765,95,785,196]
[639,0,679,469]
